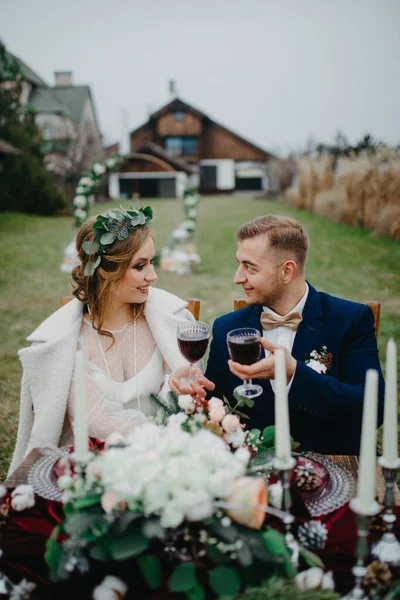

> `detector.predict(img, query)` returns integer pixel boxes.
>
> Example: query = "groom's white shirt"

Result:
[9,288,193,475]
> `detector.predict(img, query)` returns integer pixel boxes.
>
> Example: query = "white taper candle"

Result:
[357,369,379,513]
[383,339,398,467]
[274,348,292,467]
[73,349,89,460]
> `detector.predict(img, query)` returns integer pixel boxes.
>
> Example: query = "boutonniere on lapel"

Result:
[305,346,333,374]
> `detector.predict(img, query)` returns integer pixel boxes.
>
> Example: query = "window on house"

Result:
[174,111,184,121]
[164,137,198,156]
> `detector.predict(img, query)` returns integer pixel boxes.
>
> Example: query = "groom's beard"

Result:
[248,280,285,309]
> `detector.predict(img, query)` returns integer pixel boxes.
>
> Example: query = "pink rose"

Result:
[208,397,224,410]
[221,414,241,433]
[101,490,121,514]
[209,404,227,423]
[225,477,267,529]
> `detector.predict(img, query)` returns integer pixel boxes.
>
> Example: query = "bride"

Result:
[9,205,213,474]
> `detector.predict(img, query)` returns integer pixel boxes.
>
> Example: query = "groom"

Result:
[172,214,385,454]
[203,214,385,455]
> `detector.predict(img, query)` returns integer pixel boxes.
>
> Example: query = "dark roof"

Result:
[130,97,275,159]
[130,141,196,174]
[29,86,67,115]
[0,139,22,155]
[51,86,91,122]
[4,52,48,87]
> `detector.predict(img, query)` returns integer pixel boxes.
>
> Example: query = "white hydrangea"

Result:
[85,424,247,528]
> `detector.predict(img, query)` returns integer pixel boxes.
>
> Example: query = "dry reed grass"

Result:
[286,148,400,239]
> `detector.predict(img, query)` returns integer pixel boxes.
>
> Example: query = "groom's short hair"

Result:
[236,215,310,270]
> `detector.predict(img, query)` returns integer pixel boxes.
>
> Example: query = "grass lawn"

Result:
[1,195,399,479]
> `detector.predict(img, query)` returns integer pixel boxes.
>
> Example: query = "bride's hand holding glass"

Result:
[169,321,214,397]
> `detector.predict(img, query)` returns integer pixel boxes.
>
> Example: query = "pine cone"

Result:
[294,460,321,492]
[294,472,320,491]
[363,560,392,593]
[298,520,328,550]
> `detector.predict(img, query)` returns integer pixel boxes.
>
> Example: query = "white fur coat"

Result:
[9,288,193,474]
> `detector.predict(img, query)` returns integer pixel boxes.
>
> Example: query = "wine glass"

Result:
[177,321,210,388]
[227,327,263,399]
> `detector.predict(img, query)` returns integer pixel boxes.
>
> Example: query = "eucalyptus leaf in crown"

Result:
[82,205,153,276]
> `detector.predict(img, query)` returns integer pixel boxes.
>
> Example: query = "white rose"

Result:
[79,177,95,187]
[73,195,87,208]
[222,414,241,433]
[92,575,127,600]
[93,163,106,176]
[187,208,197,218]
[208,397,224,410]
[225,428,246,448]
[106,158,117,169]
[209,404,226,422]
[74,208,87,219]
[307,359,327,374]
[11,484,35,511]
[178,394,195,414]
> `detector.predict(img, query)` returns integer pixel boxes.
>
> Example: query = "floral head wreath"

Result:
[82,204,153,276]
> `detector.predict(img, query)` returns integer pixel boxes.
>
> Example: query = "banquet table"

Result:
[2,449,400,599]
[4,448,400,504]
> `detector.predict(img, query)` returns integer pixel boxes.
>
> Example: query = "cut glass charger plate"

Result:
[300,451,356,517]
[27,448,70,501]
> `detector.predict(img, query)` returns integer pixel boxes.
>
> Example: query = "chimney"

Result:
[54,71,73,86]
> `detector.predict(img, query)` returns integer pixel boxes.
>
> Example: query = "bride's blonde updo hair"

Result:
[72,214,152,340]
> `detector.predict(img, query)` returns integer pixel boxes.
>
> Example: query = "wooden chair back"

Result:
[61,296,201,320]
[233,298,381,340]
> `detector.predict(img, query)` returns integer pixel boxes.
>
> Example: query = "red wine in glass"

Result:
[227,328,263,398]
[177,321,210,388]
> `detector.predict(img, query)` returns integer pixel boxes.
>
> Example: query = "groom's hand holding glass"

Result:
[228,338,297,384]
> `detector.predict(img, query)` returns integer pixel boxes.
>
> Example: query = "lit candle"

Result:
[356,369,379,513]
[382,339,398,467]
[274,348,292,467]
[73,349,89,460]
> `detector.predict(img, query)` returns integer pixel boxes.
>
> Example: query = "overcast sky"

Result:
[1,0,399,154]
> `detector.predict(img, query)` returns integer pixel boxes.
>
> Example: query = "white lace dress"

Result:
[67,316,168,440]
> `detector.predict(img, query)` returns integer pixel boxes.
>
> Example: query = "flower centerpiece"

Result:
[43,392,337,599]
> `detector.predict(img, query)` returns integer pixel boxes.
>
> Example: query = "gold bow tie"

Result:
[260,311,303,331]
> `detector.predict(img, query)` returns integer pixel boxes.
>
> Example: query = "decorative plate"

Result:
[27,449,69,501]
[300,452,356,517]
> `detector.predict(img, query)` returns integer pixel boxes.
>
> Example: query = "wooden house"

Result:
[109,98,274,199]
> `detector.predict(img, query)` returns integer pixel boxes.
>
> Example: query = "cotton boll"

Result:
[92,576,127,600]
[11,484,35,511]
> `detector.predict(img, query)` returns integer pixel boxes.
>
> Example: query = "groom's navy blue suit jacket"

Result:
[205,284,385,455]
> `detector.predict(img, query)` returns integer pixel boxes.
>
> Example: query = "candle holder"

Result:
[70,452,91,480]
[341,497,380,600]
[371,457,400,566]
[273,456,299,567]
